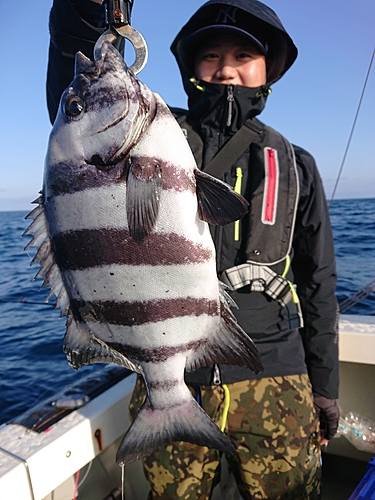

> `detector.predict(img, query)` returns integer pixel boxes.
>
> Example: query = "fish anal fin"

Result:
[194,169,248,225]
[186,291,263,374]
[63,314,142,373]
[116,394,235,465]
[126,157,162,242]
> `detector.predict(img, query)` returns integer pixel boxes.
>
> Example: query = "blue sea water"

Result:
[0,199,374,425]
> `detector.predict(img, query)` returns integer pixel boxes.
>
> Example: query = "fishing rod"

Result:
[339,279,375,314]
[329,47,375,207]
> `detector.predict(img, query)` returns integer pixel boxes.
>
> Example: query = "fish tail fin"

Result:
[116,395,235,465]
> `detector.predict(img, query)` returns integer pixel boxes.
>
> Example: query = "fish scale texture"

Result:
[25,41,262,464]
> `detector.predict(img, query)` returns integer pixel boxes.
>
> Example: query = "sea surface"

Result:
[0,198,374,425]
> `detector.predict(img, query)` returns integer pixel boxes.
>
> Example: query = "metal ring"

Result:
[94,25,148,74]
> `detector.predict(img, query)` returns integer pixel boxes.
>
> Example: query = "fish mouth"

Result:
[88,153,123,171]
[87,135,132,172]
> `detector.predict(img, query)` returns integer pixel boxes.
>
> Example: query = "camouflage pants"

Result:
[129,374,321,500]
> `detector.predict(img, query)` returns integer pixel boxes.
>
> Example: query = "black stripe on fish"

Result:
[47,158,129,196]
[106,339,206,364]
[69,78,130,112]
[71,297,218,325]
[131,157,195,192]
[53,229,212,270]
[47,157,195,197]
[147,379,180,391]
[185,296,263,374]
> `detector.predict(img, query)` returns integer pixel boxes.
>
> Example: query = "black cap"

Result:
[184,24,268,57]
[171,0,298,85]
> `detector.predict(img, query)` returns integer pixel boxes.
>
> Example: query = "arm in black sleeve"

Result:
[291,145,339,400]
[47,0,105,124]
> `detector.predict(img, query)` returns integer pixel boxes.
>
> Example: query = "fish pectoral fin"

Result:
[116,392,235,465]
[126,159,162,242]
[186,291,263,374]
[63,313,142,373]
[194,169,249,225]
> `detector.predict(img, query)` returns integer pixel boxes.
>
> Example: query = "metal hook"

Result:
[93,25,148,75]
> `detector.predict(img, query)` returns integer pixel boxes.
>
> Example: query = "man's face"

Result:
[194,34,267,88]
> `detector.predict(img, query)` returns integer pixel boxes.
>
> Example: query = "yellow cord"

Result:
[281,255,291,278]
[233,168,243,241]
[220,384,230,432]
[281,256,299,304]
[287,280,300,304]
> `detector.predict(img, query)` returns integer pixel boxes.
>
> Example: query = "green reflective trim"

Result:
[234,167,243,241]
[189,77,205,91]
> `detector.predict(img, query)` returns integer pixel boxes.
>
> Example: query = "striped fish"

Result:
[24,42,263,465]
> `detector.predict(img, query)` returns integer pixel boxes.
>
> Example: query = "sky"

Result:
[0,0,374,211]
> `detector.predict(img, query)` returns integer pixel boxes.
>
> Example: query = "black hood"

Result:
[171,0,298,90]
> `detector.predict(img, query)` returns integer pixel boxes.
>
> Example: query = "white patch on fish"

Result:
[24,42,263,465]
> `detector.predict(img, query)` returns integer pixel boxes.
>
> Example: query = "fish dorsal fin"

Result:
[23,197,70,316]
[75,51,97,76]
[126,157,162,241]
[194,169,248,225]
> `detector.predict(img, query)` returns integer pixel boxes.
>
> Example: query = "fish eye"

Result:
[64,96,84,119]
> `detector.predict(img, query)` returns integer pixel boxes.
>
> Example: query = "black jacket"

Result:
[170,82,339,398]
[46,0,339,399]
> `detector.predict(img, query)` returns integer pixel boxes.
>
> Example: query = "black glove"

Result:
[313,392,340,440]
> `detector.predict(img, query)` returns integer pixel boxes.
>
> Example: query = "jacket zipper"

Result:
[212,364,222,385]
[226,85,234,127]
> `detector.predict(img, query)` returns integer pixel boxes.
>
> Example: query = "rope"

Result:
[220,384,231,432]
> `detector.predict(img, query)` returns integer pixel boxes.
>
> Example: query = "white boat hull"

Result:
[0,314,374,500]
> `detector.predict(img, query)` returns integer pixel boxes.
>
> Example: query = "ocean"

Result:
[0,198,374,425]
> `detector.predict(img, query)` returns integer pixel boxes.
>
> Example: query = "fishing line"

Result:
[329,47,375,207]
[121,464,125,500]
[73,469,80,500]
[76,460,93,489]
[0,298,56,307]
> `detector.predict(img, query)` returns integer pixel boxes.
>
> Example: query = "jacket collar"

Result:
[187,79,270,135]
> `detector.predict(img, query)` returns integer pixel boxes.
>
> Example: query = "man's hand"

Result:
[313,393,340,445]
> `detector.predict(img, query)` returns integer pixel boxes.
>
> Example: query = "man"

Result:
[47,1,340,498]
